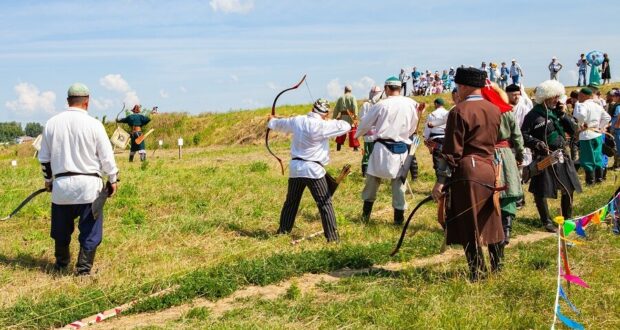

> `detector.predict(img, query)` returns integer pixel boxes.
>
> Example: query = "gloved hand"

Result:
[534,141,548,152]
[515,153,524,165]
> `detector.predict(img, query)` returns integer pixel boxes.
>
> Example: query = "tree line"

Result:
[0,122,43,143]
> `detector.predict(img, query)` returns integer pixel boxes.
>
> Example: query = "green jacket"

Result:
[333,93,358,124]
[117,113,151,127]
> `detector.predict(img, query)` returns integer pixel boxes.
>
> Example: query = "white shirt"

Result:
[513,88,533,128]
[268,112,351,179]
[39,107,119,205]
[573,99,612,140]
[423,106,449,141]
[355,95,419,179]
[359,101,377,142]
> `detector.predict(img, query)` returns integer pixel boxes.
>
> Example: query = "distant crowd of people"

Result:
[398,53,612,96]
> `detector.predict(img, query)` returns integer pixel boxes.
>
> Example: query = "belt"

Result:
[292,157,324,167]
[55,172,101,179]
[495,140,513,148]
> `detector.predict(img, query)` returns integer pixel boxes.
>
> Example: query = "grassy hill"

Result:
[0,83,617,329]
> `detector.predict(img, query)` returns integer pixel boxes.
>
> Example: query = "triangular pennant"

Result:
[559,286,580,314]
[599,207,608,222]
[575,219,586,238]
[562,274,590,288]
[581,214,593,227]
[561,236,585,245]
[591,212,601,225]
[556,305,585,330]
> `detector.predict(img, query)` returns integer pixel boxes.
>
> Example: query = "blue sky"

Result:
[1,0,619,123]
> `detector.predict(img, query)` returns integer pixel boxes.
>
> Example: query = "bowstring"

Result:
[304,78,315,103]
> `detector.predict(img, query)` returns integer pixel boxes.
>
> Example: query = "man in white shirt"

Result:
[573,87,612,184]
[355,76,420,225]
[423,97,449,176]
[39,83,119,275]
[548,57,563,80]
[267,99,351,242]
[359,86,383,176]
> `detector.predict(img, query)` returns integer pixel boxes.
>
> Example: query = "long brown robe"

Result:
[441,97,504,246]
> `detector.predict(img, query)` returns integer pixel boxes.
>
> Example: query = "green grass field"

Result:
[0,85,618,329]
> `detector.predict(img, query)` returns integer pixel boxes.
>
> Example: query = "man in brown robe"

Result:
[432,67,504,281]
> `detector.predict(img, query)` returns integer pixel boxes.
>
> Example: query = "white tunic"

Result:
[573,99,611,140]
[39,107,119,205]
[355,96,419,179]
[359,101,377,142]
[423,106,449,141]
[268,112,351,179]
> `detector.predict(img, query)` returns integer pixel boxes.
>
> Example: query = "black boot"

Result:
[353,147,359,152]
[336,144,342,151]
[489,243,504,272]
[362,201,373,222]
[602,168,607,181]
[54,241,70,271]
[534,196,557,233]
[501,214,513,245]
[140,153,146,162]
[585,171,594,185]
[394,209,405,225]
[464,244,486,282]
[594,168,603,183]
[129,154,135,162]
[561,193,573,219]
[75,247,97,276]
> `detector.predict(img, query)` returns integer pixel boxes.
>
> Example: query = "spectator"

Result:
[499,62,510,89]
[510,59,524,85]
[399,68,410,96]
[602,53,611,85]
[548,56,563,80]
[489,63,500,83]
[576,54,589,86]
[411,66,421,90]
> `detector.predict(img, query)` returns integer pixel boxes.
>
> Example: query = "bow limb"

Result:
[391,195,434,256]
[115,103,126,127]
[266,74,307,175]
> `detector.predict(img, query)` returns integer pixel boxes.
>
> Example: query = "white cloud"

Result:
[5,82,56,115]
[179,86,187,93]
[327,77,377,100]
[91,98,115,110]
[230,74,239,82]
[99,74,140,108]
[209,0,254,14]
[326,78,341,99]
[160,89,169,98]
[99,74,131,93]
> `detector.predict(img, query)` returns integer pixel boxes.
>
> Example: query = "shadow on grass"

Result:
[0,252,59,274]
[226,222,272,240]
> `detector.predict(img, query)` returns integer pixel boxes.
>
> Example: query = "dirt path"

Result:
[83,231,554,330]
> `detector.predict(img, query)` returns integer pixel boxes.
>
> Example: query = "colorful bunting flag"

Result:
[556,305,585,330]
[559,286,580,314]
[581,214,592,227]
[591,212,600,225]
[575,219,586,238]
[562,274,590,288]
[599,206,608,222]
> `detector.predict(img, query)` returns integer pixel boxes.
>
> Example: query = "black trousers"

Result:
[278,177,339,241]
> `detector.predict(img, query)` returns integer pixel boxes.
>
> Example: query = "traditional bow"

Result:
[390,179,507,256]
[265,74,307,175]
[115,103,126,126]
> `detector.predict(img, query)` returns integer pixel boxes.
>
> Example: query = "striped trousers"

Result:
[277,176,339,242]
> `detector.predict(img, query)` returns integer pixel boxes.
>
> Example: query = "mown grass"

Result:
[0,83,618,328]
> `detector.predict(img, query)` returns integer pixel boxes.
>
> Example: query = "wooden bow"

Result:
[265,74,307,175]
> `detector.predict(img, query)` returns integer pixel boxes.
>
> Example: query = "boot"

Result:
[585,171,595,185]
[594,168,603,183]
[75,247,97,276]
[489,243,504,272]
[464,244,486,282]
[54,241,70,270]
[561,193,573,219]
[353,147,359,152]
[362,201,373,222]
[534,196,557,233]
[140,153,146,162]
[129,153,135,162]
[602,168,607,181]
[394,209,405,225]
[336,144,342,151]
[501,214,513,245]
